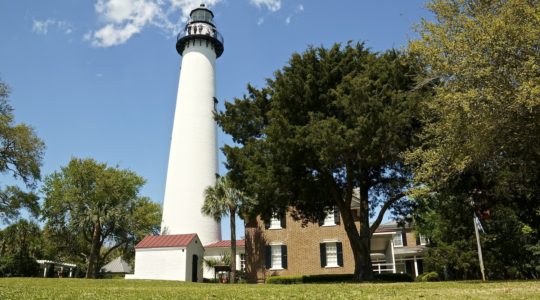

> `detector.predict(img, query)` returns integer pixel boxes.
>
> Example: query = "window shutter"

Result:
[416,234,421,246]
[264,220,270,230]
[280,214,286,229]
[318,218,324,226]
[320,243,326,267]
[402,231,408,246]
[337,242,343,267]
[281,245,288,269]
[334,207,340,225]
[265,245,271,269]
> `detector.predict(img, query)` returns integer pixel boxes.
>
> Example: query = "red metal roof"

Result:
[205,239,245,248]
[135,234,197,249]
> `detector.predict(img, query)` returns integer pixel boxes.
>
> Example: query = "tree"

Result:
[217,43,428,281]
[408,0,540,278]
[0,79,45,223]
[42,158,161,278]
[0,219,43,277]
[202,175,250,283]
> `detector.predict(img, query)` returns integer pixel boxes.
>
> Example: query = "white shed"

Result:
[125,233,204,282]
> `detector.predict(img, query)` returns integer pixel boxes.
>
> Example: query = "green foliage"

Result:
[201,175,251,283]
[41,158,161,278]
[217,43,430,281]
[0,255,39,277]
[203,252,231,269]
[415,272,439,282]
[409,0,540,280]
[266,273,413,284]
[373,273,414,282]
[0,219,44,259]
[265,275,303,284]
[0,79,45,223]
[302,274,354,283]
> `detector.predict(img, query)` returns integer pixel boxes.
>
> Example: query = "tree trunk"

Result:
[337,200,365,282]
[357,183,374,281]
[86,223,101,278]
[230,206,237,284]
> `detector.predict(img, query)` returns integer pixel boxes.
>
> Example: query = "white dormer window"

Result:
[393,232,403,247]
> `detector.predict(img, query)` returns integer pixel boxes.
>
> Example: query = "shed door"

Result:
[192,254,198,282]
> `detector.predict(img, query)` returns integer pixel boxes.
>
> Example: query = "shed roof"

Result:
[100,256,132,273]
[135,233,197,249]
[205,239,245,248]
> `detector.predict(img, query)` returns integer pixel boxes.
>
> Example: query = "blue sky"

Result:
[0,0,431,239]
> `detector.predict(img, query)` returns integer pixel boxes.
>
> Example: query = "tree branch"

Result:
[102,240,127,262]
[370,192,406,236]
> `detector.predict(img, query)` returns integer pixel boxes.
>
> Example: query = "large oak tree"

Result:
[0,79,44,223]
[217,43,429,281]
[42,158,161,278]
[408,0,540,279]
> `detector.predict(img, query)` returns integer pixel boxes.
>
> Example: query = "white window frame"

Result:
[325,242,339,268]
[419,234,427,246]
[240,253,246,271]
[322,209,336,226]
[269,215,281,229]
[270,245,283,270]
[393,232,403,247]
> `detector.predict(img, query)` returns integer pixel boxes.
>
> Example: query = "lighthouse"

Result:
[161,4,224,245]
[126,4,224,282]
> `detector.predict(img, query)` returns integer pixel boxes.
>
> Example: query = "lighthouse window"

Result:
[191,10,213,23]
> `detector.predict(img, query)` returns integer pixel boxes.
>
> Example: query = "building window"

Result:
[271,246,281,269]
[266,212,286,230]
[320,242,343,268]
[419,234,427,246]
[323,211,336,226]
[393,232,403,247]
[320,207,340,226]
[265,244,288,270]
[326,243,338,267]
[269,216,281,229]
[240,254,246,271]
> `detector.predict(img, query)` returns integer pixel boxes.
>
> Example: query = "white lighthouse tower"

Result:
[161,4,224,245]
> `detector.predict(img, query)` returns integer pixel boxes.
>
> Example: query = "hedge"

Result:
[266,273,413,284]
[415,272,439,282]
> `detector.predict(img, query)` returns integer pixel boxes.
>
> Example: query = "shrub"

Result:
[266,273,414,284]
[0,255,40,277]
[266,275,303,284]
[302,274,354,283]
[374,273,413,282]
[416,272,439,282]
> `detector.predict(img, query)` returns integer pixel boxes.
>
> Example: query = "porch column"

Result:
[413,256,419,277]
[43,266,47,278]
[69,268,73,278]
[390,241,396,273]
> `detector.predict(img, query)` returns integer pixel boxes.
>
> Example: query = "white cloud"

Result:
[32,19,74,35]
[250,0,281,12]
[89,0,222,48]
[297,4,304,12]
[285,16,291,24]
[257,17,265,26]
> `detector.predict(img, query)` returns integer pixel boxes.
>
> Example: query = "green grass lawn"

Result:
[0,278,539,300]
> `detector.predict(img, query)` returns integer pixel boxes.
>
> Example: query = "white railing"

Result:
[372,263,395,274]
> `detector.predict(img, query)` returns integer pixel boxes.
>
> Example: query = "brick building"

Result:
[244,208,426,283]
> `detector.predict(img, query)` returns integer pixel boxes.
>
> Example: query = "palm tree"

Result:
[202,175,248,283]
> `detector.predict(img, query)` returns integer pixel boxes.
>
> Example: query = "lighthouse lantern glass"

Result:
[191,10,213,24]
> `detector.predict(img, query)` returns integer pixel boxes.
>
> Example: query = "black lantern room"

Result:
[176,4,224,58]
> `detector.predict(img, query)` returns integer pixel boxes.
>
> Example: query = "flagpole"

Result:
[473,214,486,281]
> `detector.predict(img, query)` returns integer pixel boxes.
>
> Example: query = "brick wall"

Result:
[245,209,361,283]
